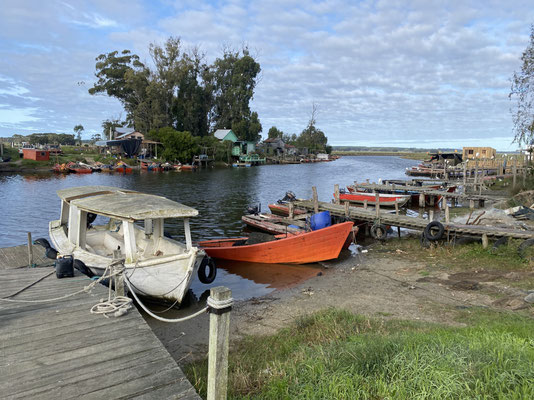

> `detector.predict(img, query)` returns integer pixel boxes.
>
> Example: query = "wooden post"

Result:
[429,209,434,221]
[463,163,467,186]
[207,287,232,400]
[312,186,318,214]
[513,165,517,188]
[445,202,450,223]
[363,200,368,209]
[113,250,125,296]
[288,203,294,219]
[27,232,34,267]
[344,201,350,217]
[474,160,478,185]
[375,193,380,217]
[418,193,425,208]
[334,184,340,205]
[469,199,475,210]
[523,166,526,187]
[482,234,488,249]
[394,201,399,215]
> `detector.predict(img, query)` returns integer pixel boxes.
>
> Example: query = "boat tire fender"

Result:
[73,259,95,278]
[370,224,387,240]
[198,257,217,284]
[491,236,509,252]
[424,221,444,241]
[518,238,534,258]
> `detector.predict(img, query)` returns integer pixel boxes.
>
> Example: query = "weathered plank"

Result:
[0,244,51,269]
[0,267,200,400]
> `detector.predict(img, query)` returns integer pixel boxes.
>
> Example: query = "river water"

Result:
[0,156,416,301]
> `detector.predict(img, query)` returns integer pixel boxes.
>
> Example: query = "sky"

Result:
[1,1,533,151]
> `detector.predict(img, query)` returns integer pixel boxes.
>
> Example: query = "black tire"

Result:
[492,237,509,252]
[45,247,58,260]
[518,238,534,258]
[370,224,387,240]
[198,257,217,284]
[34,238,51,249]
[424,221,444,241]
[455,236,481,245]
[73,259,95,278]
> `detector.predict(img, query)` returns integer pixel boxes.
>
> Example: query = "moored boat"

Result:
[338,191,411,207]
[268,203,308,216]
[198,221,354,264]
[242,213,304,235]
[48,186,215,304]
[67,162,92,174]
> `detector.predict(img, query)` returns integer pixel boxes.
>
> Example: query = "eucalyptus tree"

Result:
[510,25,534,145]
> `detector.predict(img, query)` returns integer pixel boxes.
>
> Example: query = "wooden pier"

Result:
[0,248,200,399]
[294,199,534,241]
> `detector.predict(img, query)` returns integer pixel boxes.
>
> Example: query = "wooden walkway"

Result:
[0,256,200,399]
[0,244,51,270]
[294,199,534,240]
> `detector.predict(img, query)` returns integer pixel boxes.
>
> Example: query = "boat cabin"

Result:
[53,186,198,263]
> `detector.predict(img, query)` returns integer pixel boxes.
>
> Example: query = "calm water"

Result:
[0,156,415,301]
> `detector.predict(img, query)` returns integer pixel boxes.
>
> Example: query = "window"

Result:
[468,150,473,155]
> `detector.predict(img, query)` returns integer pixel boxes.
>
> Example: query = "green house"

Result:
[214,129,238,143]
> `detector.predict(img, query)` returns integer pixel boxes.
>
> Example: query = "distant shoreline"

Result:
[332,151,428,160]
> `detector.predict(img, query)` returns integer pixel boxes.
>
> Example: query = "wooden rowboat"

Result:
[268,203,308,217]
[198,221,354,264]
[338,192,411,207]
[242,214,304,235]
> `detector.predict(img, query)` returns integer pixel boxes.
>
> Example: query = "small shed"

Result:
[462,147,496,160]
[214,129,238,143]
[23,149,49,161]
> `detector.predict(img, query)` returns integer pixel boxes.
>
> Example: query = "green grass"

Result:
[185,309,534,399]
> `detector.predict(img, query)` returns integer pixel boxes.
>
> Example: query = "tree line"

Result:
[89,37,262,143]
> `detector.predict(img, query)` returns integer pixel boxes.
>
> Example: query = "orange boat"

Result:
[198,221,354,264]
[268,203,308,216]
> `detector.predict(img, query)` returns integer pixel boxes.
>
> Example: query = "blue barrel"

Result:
[309,211,331,231]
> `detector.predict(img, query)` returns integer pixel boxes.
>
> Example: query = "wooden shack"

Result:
[462,147,496,160]
[22,148,49,161]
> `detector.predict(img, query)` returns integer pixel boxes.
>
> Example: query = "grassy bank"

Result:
[185,308,534,399]
[333,150,428,160]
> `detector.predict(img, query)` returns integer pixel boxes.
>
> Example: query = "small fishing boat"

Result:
[347,184,457,206]
[180,164,197,171]
[242,214,304,235]
[338,191,411,207]
[268,203,308,216]
[52,163,70,173]
[48,186,215,304]
[198,221,354,264]
[67,162,92,174]
[114,161,132,173]
[141,161,162,172]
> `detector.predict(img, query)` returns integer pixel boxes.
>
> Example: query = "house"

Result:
[462,147,496,160]
[285,144,298,156]
[261,137,285,156]
[214,129,238,143]
[23,148,49,161]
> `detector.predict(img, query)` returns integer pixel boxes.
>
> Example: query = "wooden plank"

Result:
[0,267,200,399]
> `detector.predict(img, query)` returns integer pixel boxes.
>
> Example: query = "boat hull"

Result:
[49,220,201,304]
[338,192,410,207]
[268,203,307,216]
[199,221,354,264]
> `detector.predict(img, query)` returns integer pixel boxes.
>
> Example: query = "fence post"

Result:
[207,286,233,400]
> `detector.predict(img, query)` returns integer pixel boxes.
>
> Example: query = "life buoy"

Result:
[198,257,217,284]
[370,223,387,240]
[424,221,444,241]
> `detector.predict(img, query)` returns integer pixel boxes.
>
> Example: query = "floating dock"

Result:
[0,246,200,399]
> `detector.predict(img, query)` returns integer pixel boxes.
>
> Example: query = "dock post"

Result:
[429,209,434,221]
[463,163,467,186]
[27,232,34,268]
[469,199,475,210]
[482,234,488,249]
[363,200,368,209]
[312,186,319,214]
[513,165,517,188]
[418,193,425,208]
[207,286,232,400]
[445,202,450,223]
[288,203,294,219]
[344,201,350,217]
[113,250,125,296]
[375,193,380,217]
[334,184,340,205]
[394,201,399,215]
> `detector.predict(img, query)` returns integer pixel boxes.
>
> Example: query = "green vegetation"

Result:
[185,308,534,399]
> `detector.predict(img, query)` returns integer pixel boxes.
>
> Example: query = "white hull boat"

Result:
[49,186,216,304]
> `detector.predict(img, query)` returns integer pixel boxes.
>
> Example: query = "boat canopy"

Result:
[57,186,198,220]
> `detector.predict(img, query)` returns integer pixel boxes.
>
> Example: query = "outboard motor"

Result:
[281,191,296,202]
[246,203,261,215]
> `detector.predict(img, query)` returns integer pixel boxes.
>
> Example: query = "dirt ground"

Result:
[147,243,533,366]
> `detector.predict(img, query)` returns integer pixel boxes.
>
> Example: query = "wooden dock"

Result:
[294,199,534,241]
[0,251,200,399]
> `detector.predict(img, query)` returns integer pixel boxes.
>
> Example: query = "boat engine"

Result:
[281,191,296,202]
[246,203,261,215]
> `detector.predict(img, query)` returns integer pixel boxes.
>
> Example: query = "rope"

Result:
[90,296,133,318]
[124,275,208,322]
[207,296,234,309]
[2,270,55,299]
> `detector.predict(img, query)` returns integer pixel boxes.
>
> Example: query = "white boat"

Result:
[49,186,215,304]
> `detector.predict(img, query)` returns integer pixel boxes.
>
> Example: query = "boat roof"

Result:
[57,186,198,220]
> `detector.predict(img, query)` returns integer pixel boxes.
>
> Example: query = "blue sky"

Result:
[1,0,533,150]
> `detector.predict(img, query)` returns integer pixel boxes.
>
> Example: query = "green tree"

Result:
[296,104,328,153]
[149,127,199,162]
[208,47,261,141]
[74,124,84,143]
[101,118,123,139]
[510,25,534,145]
[268,126,284,139]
